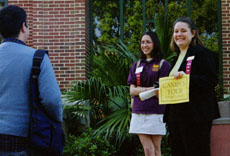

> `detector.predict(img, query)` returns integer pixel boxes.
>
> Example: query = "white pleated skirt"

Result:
[129,113,166,135]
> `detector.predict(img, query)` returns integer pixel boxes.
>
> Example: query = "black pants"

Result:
[167,121,212,156]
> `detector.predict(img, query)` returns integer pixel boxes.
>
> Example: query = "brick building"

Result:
[7,0,90,91]
[222,0,230,93]
[2,0,230,93]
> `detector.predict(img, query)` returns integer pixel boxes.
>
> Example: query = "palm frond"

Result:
[64,77,107,102]
[92,42,136,86]
[154,11,174,62]
[94,108,131,146]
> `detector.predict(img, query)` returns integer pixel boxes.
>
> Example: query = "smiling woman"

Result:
[173,22,195,53]
[141,35,153,59]
[163,17,220,156]
[128,31,170,156]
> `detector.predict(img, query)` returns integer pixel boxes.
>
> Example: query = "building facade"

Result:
[1,0,229,92]
[222,0,230,93]
[7,0,90,91]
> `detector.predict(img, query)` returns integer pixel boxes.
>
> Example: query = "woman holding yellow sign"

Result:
[163,17,220,156]
[127,31,170,156]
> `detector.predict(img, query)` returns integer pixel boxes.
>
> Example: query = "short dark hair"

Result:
[0,5,27,38]
[170,17,203,53]
[139,31,163,59]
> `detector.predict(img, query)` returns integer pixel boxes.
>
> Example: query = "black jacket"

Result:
[163,45,220,123]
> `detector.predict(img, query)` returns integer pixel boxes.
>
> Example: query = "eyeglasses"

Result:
[141,41,153,44]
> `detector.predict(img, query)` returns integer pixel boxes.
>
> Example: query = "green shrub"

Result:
[63,129,116,156]
[114,135,143,156]
[62,103,90,136]
[161,133,172,156]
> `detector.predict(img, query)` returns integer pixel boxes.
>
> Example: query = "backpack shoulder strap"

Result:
[136,59,163,70]
[32,50,48,79]
[153,59,165,88]
[159,59,165,70]
[30,49,48,108]
[136,59,141,69]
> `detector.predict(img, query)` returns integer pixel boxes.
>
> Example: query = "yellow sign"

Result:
[159,75,190,104]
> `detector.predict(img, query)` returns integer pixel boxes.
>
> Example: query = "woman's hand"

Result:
[130,85,154,96]
[155,90,159,98]
[174,71,185,79]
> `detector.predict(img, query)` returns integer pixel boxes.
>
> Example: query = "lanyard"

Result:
[135,60,141,86]
[136,73,141,86]
[186,60,193,74]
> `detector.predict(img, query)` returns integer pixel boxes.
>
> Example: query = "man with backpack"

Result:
[0,5,63,155]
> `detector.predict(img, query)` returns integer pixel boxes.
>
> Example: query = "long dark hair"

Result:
[170,17,203,53]
[139,31,163,59]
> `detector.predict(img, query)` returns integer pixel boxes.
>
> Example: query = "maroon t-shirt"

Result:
[127,58,170,114]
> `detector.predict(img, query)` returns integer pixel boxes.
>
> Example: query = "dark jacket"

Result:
[163,45,220,123]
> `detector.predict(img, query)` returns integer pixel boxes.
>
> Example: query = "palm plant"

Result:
[64,77,108,128]
[90,41,136,145]
[154,10,176,63]
[64,40,137,146]
[91,40,136,86]
[93,85,131,146]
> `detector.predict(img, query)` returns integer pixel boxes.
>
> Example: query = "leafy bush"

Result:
[62,103,90,136]
[161,132,172,156]
[63,129,116,156]
[114,135,143,156]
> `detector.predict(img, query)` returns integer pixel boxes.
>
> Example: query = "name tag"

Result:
[187,56,195,61]
[186,56,195,74]
[135,66,143,74]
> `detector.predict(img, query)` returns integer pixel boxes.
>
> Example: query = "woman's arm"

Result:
[130,84,154,96]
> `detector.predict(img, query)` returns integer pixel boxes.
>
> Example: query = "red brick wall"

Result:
[222,0,230,92]
[8,0,89,91]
